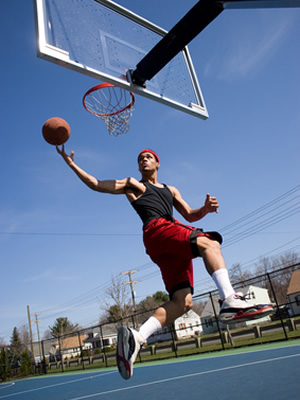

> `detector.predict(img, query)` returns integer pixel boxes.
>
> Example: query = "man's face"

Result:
[138,152,159,173]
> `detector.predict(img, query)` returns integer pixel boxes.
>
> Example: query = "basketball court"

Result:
[29,0,300,393]
[1,342,299,400]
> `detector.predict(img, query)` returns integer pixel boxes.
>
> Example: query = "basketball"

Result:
[42,117,71,145]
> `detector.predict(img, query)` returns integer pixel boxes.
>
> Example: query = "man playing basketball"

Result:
[56,146,273,379]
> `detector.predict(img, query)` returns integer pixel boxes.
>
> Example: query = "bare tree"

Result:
[229,263,252,287]
[42,329,53,340]
[101,274,132,324]
[255,257,272,276]
[192,300,206,316]
[254,251,300,304]
[19,325,30,348]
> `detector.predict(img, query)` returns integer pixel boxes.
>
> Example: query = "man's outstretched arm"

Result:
[56,145,133,194]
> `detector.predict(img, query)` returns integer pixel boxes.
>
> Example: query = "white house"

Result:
[84,326,117,349]
[201,285,272,334]
[175,309,203,338]
[147,309,203,343]
[287,270,300,317]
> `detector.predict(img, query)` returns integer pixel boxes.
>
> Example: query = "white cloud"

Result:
[204,13,293,81]
[24,268,80,283]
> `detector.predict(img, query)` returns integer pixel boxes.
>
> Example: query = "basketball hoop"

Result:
[83,83,135,136]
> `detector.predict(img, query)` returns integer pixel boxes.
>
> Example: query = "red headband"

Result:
[138,149,160,163]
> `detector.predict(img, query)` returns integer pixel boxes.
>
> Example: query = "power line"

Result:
[218,184,300,248]
[223,206,300,248]
[222,196,299,236]
[219,184,300,233]
[0,231,140,237]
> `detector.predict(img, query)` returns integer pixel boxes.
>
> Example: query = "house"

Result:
[50,334,92,360]
[83,326,117,350]
[30,338,57,363]
[286,269,300,317]
[147,309,203,343]
[175,309,203,338]
[201,285,272,334]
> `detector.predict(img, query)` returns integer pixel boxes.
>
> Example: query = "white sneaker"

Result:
[116,327,145,379]
[219,293,273,324]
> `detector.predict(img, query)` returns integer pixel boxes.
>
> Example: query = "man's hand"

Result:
[204,193,219,214]
[56,144,74,167]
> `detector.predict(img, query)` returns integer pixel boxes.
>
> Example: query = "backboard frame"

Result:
[33,0,209,119]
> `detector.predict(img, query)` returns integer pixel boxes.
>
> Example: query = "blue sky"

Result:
[0,0,299,344]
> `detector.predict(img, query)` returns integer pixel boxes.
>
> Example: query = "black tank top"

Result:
[131,182,173,228]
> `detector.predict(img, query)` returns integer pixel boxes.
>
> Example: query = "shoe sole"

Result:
[116,327,132,380]
[219,305,274,324]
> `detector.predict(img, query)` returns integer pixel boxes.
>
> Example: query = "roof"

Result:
[287,270,300,295]
[53,334,88,350]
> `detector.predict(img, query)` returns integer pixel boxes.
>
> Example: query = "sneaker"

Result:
[219,293,273,324]
[116,327,144,380]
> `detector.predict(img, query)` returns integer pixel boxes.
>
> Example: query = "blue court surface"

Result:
[1,342,299,400]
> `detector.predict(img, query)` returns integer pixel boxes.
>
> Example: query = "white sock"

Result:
[211,268,235,300]
[139,316,162,342]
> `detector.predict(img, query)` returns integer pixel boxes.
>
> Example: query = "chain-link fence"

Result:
[9,263,300,377]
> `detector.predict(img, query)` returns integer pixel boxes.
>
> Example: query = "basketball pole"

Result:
[129,0,300,87]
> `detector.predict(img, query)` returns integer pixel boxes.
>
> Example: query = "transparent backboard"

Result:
[33,0,209,119]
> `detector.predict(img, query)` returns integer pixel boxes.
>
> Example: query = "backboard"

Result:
[33,0,209,119]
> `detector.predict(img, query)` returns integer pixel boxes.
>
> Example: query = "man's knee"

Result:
[185,296,193,312]
[196,236,221,256]
[172,289,193,313]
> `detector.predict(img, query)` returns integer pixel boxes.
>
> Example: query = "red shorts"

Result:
[143,217,222,298]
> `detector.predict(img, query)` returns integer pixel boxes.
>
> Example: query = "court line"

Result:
[0,384,15,390]
[0,371,116,399]
[68,353,300,400]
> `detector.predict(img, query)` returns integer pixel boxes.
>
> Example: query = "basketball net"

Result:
[83,83,135,136]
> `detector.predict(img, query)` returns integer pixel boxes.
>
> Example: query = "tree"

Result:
[49,318,79,338]
[42,329,53,340]
[229,263,252,287]
[137,291,169,323]
[19,348,34,377]
[0,347,11,381]
[9,327,24,367]
[192,300,206,316]
[138,291,168,313]
[101,274,132,323]
[254,251,300,304]
[152,291,169,304]
[19,325,30,348]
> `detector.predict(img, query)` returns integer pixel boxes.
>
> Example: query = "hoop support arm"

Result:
[129,0,300,87]
[129,0,224,87]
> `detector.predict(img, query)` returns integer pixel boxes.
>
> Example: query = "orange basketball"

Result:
[42,117,71,145]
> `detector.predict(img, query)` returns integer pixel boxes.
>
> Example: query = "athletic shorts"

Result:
[143,217,222,298]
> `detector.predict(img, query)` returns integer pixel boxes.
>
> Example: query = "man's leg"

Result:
[196,236,234,298]
[141,287,192,333]
[196,236,273,323]
[116,288,192,379]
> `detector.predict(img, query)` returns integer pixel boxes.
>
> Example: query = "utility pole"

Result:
[32,313,42,362]
[121,270,139,328]
[27,305,35,361]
